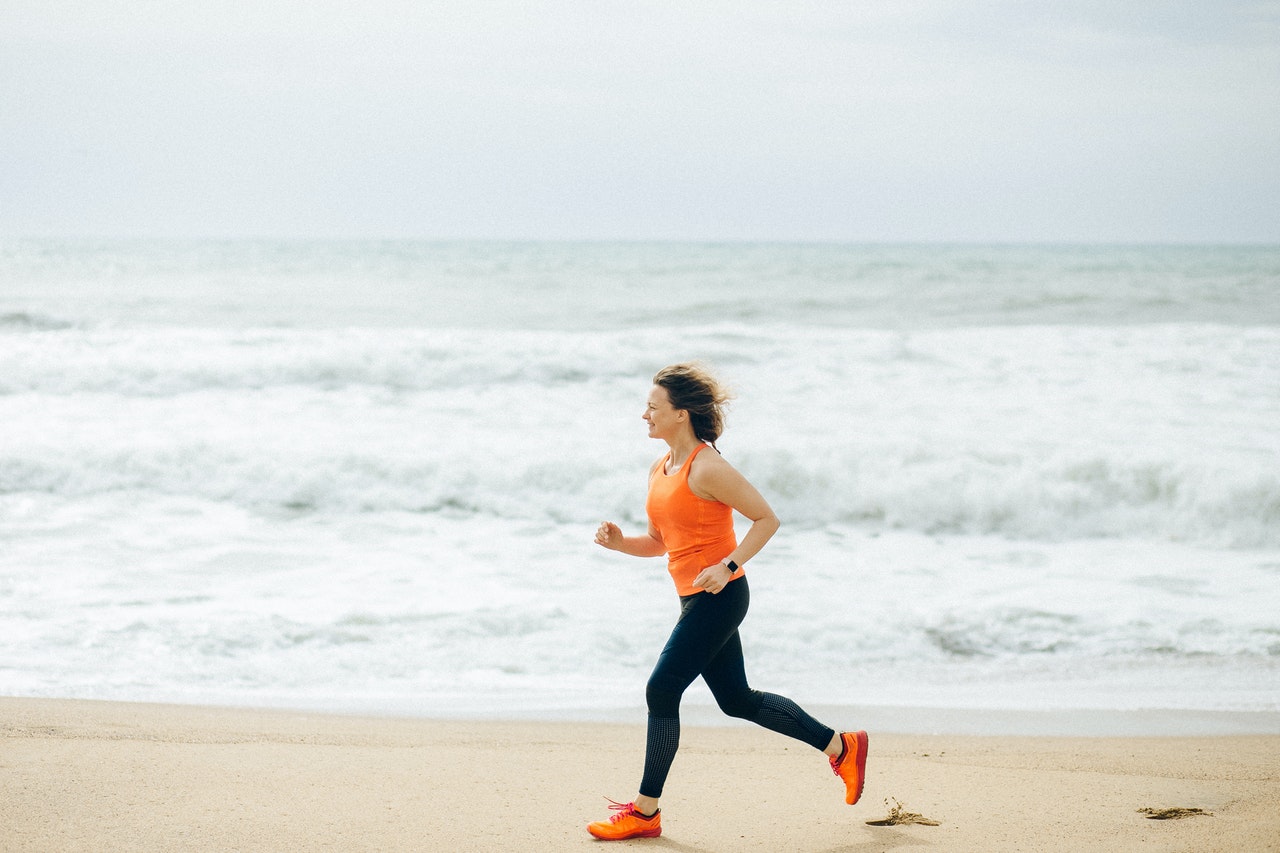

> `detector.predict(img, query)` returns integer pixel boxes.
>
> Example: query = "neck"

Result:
[665,432,703,467]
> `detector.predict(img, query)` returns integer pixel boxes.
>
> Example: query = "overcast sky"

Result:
[3,1,1278,242]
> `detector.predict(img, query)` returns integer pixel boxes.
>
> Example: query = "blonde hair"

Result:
[652,363,734,449]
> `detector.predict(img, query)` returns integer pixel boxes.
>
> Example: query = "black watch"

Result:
[725,560,738,572]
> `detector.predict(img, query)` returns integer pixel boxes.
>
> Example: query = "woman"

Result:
[587,363,868,841]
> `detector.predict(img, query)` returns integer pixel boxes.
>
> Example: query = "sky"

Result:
[2,1,1279,243]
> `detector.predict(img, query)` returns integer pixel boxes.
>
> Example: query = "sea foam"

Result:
[2,241,1277,721]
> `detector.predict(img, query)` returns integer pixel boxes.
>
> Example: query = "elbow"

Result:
[762,512,780,537]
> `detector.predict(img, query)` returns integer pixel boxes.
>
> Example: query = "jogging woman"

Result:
[586,362,868,841]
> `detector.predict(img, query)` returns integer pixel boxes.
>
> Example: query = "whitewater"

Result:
[2,241,1277,729]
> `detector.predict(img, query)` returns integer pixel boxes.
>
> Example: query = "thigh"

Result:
[649,579,750,694]
[700,629,751,701]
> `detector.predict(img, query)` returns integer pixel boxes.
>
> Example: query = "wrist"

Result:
[722,559,739,573]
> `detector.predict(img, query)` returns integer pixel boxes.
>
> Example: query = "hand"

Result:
[595,521,623,550]
[691,562,735,594]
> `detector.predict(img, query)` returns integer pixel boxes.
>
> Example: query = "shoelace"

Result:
[604,798,642,823]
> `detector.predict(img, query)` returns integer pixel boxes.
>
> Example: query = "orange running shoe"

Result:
[830,730,869,805]
[586,800,662,840]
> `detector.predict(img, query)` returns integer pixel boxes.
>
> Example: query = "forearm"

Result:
[724,514,779,567]
[595,521,666,558]
[616,534,667,559]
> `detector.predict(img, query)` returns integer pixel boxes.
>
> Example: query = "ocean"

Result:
[2,240,1278,732]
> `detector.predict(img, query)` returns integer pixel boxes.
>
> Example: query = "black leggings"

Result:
[639,576,835,798]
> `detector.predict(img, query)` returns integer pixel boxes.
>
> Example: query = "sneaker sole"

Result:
[847,730,869,805]
[587,826,662,840]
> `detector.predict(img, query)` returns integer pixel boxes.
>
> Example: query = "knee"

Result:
[715,688,763,721]
[646,678,682,719]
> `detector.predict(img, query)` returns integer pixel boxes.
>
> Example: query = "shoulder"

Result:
[688,445,741,487]
[689,445,731,472]
[687,446,774,514]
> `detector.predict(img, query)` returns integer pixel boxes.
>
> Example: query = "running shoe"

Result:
[830,730,869,805]
[586,800,662,840]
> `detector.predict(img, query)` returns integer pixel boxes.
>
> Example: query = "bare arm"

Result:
[687,451,780,592]
[595,456,668,559]
[594,519,666,558]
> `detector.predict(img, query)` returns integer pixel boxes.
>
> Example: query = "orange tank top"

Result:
[645,443,741,596]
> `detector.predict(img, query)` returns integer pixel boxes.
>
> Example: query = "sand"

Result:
[3,697,1277,852]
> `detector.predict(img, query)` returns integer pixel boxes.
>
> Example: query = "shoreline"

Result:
[9,691,1279,737]
[418,702,1280,737]
[4,696,1278,852]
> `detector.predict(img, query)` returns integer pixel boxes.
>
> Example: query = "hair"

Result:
[652,362,734,449]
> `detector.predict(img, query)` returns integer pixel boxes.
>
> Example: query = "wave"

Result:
[3,323,1276,547]
[744,446,1280,547]
[3,439,1276,548]
[0,328,647,395]
[3,321,1276,398]
[919,608,1280,659]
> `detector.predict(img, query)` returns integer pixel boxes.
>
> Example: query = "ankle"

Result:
[634,796,660,817]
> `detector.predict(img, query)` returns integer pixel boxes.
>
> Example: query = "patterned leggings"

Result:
[639,575,835,798]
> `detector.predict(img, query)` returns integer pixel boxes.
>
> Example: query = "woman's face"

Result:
[643,385,684,440]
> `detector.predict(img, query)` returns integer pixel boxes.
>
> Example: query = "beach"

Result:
[3,697,1277,852]
[3,242,1278,850]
